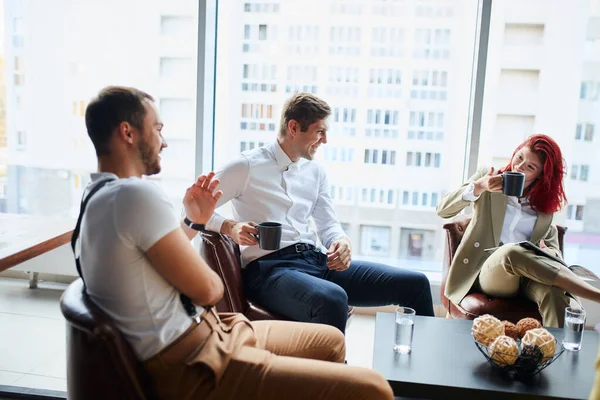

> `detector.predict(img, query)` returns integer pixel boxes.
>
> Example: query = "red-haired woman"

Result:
[437,134,600,327]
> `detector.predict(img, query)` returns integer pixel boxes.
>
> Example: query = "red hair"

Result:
[499,134,567,214]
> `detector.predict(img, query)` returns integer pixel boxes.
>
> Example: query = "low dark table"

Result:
[373,313,598,399]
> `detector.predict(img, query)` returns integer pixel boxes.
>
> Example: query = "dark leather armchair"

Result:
[198,230,354,321]
[60,279,157,400]
[441,215,567,323]
[59,233,353,399]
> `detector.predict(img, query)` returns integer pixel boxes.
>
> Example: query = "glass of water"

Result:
[394,306,415,354]
[563,307,586,351]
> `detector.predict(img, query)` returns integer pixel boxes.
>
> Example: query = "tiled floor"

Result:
[0,277,378,394]
[0,278,67,393]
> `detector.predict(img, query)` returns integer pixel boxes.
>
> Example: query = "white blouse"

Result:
[462,182,537,244]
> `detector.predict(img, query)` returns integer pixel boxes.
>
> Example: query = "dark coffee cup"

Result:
[503,172,526,197]
[257,222,282,250]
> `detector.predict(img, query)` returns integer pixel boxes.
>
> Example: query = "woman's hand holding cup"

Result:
[474,167,503,196]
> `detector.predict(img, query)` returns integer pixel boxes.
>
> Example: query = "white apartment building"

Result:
[2,0,198,215]
[480,0,600,267]
[214,0,600,272]
[2,0,598,272]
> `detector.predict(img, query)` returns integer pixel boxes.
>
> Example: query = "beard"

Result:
[138,138,161,176]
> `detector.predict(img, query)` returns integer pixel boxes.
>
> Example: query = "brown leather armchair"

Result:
[441,215,567,323]
[60,279,158,400]
[198,230,354,321]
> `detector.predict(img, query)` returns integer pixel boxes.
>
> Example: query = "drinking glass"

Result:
[563,307,585,351]
[394,306,415,354]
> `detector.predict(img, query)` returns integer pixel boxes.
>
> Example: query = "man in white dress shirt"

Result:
[206,92,435,332]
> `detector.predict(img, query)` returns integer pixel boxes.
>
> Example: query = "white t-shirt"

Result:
[79,172,203,361]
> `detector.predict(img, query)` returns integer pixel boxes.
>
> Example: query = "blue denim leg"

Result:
[325,259,435,317]
[243,250,350,332]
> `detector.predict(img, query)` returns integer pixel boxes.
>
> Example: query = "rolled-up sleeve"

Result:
[205,156,251,233]
[311,166,347,249]
[461,182,481,202]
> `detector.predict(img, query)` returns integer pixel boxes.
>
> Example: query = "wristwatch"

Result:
[183,217,206,231]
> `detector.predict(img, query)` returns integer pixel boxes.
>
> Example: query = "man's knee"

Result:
[321,324,346,363]
[414,271,431,291]
[313,286,348,312]
[309,286,348,330]
[385,268,430,296]
[351,368,394,400]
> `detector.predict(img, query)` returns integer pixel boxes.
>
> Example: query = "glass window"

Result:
[412,191,419,205]
[1,1,198,216]
[214,0,480,272]
[571,165,579,180]
[585,124,594,141]
[576,205,584,221]
[341,222,351,234]
[567,205,574,219]
[402,190,409,205]
[161,16,194,37]
[259,24,267,40]
[431,192,439,207]
[481,1,600,275]
[360,225,391,256]
[399,228,436,260]
[580,165,589,181]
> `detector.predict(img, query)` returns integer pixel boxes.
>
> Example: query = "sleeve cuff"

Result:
[461,182,481,202]
[324,234,350,250]
[206,213,226,233]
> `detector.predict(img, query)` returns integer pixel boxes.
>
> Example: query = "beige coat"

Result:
[437,168,561,306]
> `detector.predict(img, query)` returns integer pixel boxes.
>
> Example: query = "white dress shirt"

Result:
[206,141,347,267]
[462,182,537,244]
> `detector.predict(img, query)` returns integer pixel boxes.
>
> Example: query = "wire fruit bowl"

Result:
[474,338,564,378]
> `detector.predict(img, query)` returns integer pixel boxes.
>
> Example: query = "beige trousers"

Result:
[478,244,570,327]
[144,312,393,400]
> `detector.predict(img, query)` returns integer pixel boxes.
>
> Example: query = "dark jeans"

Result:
[243,244,435,333]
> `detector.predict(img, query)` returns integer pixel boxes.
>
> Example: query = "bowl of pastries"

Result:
[471,314,564,377]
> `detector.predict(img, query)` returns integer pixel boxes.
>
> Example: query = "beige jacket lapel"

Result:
[490,193,507,245]
[530,212,551,244]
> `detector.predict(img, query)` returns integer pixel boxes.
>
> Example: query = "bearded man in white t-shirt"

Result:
[78,86,393,400]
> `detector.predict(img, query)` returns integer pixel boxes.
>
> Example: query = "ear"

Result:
[287,120,299,139]
[117,121,134,145]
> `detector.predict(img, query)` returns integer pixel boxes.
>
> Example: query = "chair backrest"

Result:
[441,215,568,308]
[60,279,157,400]
[198,230,248,314]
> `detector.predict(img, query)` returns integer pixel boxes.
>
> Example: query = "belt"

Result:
[155,308,220,365]
[275,243,316,257]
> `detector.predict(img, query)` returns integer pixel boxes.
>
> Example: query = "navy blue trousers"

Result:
[243,245,435,333]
